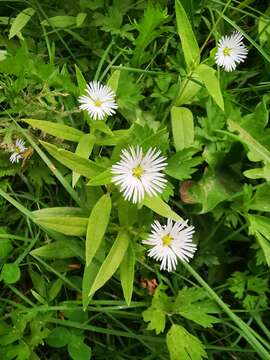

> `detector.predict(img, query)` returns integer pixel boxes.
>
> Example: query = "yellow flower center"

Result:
[94,99,102,107]
[223,47,231,56]
[132,165,144,178]
[15,147,21,153]
[162,233,173,246]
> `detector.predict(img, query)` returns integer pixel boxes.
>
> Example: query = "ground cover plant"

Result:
[0,0,270,359]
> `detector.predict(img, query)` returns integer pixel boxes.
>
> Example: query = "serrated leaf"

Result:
[89,230,129,296]
[9,8,35,39]
[175,0,200,68]
[171,106,194,151]
[248,214,270,267]
[174,287,219,328]
[143,284,172,334]
[120,243,135,306]
[166,148,202,181]
[167,324,207,360]
[142,196,181,221]
[86,194,111,266]
[22,119,84,142]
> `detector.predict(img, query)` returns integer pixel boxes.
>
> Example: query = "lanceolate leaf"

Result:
[41,141,103,178]
[171,106,194,151]
[72,134,96,187]
[195,64,224,111]
[86,193,111,266]
[120,243,135,306]
[175,0,200,68]
[89,230,130,297]
[9,7,35,39]
[143,196,182,221]
[22,119,84,142]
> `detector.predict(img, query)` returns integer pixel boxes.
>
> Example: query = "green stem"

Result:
[182,262,270,360]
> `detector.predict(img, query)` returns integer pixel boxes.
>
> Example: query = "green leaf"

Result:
[167,324,207,360]
[89,230,130,296]
[173,287,220,328]
[46,327,70,348]
[248,214,270,267]
[41,15,77,28]
[142,196,182,221]
[68,338,92,360]
[87,169,112,186]
[32,208,88,236]
[48,279,63,301]
[73,134,96,187]
[9,8,35,39]
[107,70,121,93]
[120,243,135,306]
[22,119,84,142]
[250,184,270,212]
[118,198,138,227]
[86,193,111,266]
[195,64,224,111]
[176,73,201,106]
[189,168,231,213]
[75,64,87,94]
[76,13,87,27]
[41,141,103,178]
[171,106,194,151]
[1,263,21,284]
[143,284,172,334]
[30,240,84,259]
[175,0,200,68]
[166,148,202,180]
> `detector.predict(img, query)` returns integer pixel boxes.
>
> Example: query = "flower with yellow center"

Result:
[9,139,27,164]
[111,146,167,204]
[215,31,248,72]
[143,218,197,272]
[78,81,118,120]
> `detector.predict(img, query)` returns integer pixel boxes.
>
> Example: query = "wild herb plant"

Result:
[0,1,270,359]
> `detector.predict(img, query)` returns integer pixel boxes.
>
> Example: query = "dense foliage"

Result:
[0,1,270,359]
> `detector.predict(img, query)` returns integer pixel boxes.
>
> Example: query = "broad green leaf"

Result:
[87,169,112,186]
[73,134,96,187]
[171,106,194,151]
[41,141,103,178]
[175,0,200,68]
[195,64,224,111]
[46,327,70,348]
[90,121,113,135]
[173,287,220,328]
[143,284,172,334]
[30,240,84,259]
[96,129,130,146]
[166,148,202,180]
[86,193,111,266]
[142,196,182,221]
[41,15,76,28]
[9,8,35,39]
[1,263,21,284]
[189,168,231,213]
[244,163,270,181]
[107,70,121,93]
[120,243,135,305]
[167,324,207,360]
[32,207,86,218]
[89,230,130,296]
[68,338,92,360]
[22,119,84,142]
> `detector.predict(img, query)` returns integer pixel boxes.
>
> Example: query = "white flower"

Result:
[9,139,27,163]
[143,218,197,272]
[78,81,118,120]
[111,146,167,204]
[215,31,248,72]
